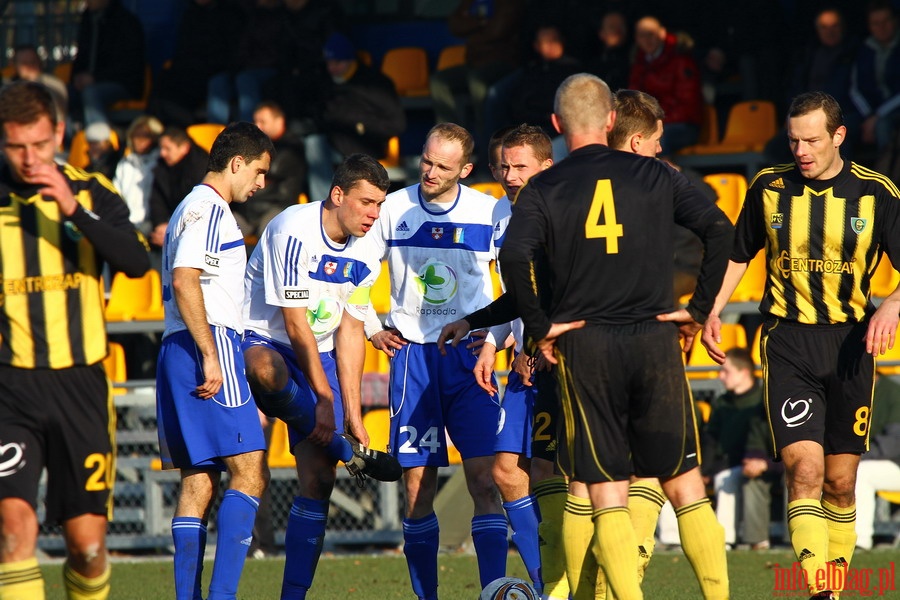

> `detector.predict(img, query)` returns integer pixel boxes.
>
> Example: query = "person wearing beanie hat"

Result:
[84,121,122,179]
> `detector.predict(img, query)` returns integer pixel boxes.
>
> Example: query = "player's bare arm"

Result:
[866,285,900,356]
[282,305,336,446]
[700,259,751,364]
[473,342,499,396]
[172,266,223,398]
[335,313,369,446]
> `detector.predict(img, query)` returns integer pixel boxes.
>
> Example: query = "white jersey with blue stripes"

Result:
[161,184,247,338]
[243,202,382,352]
[491,195,524,354]
[371,183,506,344]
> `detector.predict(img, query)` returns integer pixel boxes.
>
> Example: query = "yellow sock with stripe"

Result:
[675,498,729,600]
[627,480,666,582]
[534,477,570,600]
[63,562,111,600]
[0,557,45,600]
[787,498,830,595]
[564,493,608,600]
[822,500,856,595]
[592,507,642,600]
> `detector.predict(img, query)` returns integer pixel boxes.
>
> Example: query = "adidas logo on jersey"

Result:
[396,221,410,232]
[798,548,815,561]
[770,177,785,189]
[240,536,253,546]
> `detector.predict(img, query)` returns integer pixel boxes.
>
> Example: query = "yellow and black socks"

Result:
[787,498,830,595]
[627,480,666,582]
[564,493,607,600]
[592,507,642,600]
[534,477,570,599]
[63,562,111,600]
[675,498,729,600]
[0,557,45,600]
[823,500,857,595]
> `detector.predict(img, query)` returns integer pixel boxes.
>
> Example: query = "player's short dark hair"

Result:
[330,153,391,196]
[608,89,665,150]
[0,80,57,133]
[488,126,516,171]
[502,124,553,162]
[208,121,274,172]
[867,0,895,18]
[724,347,755,373]
[426,122,475,165]
[787,91,844,137]
[161,125,191,146]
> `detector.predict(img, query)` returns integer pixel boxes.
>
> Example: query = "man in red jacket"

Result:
[629,15,703,155]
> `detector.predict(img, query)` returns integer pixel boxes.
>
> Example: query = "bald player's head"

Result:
[552,73,614,139]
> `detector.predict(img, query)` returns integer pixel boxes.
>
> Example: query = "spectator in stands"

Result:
[113,115,164,234]
[586,11,632,93]
[303,32,405,203]
[232,101,307,238]
[70,0,146,128]
[483,24,581,141]
[850,0,900,150]
[702,347,782,550]
[429,0,524,153]
[149,0,243,128]
[206,0,283,124]
[6,44,68,118]
[628,15,703,155]
[148,126,209,249]
[83,121,122,180]
[855,372,900,550]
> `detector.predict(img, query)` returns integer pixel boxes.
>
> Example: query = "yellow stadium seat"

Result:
[470,181,505,199]
[678,104,720,153]
[381,47,430,97]
[364,341,390,374]
[297,193,309,204]
[362,408,391,453]
[371,261,391,315]
[68,128,120,170]
[436,44,466,71]
[750,325,763,371]
[688,100,777,154]
[696,400,712,423]
[187,123,225,153]
[876,338,900,375]
[102,342,127,395]
[109,64,153,113]
[687,323,747,379]
[379,136,401,169]
[870,256,900,298]
[704,172,748,224]
[267,420,296,468]
[490,262,503,298]
[729,250,767,303]
[447,431,463,465]
[878,490,900,505]
[53,61,72,82]
[105,270,163,321]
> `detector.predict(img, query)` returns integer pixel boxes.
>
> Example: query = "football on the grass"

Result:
[479,576,539,600]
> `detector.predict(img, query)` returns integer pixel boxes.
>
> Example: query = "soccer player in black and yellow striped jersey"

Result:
[702,91,900,599]
[0,81,150,600]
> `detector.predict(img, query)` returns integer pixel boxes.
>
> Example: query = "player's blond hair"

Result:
[425,122,475,165]
[553,73,613,135]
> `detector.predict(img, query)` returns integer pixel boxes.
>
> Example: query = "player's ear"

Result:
[551,113,564,135]
[833,125,847,147]
[329,184,343,205]
[231,155,244,174]
[630,133,642,154]
[460,162,474,179]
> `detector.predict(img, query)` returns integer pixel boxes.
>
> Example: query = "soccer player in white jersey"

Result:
[367,123,510,599]
[155,121,273,600]
[242,154,400,599]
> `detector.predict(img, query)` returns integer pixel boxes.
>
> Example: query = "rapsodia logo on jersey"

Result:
[415,259,459,305]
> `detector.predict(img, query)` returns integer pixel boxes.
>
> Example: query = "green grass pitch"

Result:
[38,547,900,598]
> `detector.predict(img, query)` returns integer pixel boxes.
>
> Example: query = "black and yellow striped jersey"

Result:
[0,162,150,369]
[735,160,900,325]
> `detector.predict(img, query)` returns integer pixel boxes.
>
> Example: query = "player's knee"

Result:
[65,539,107,574]
[467,467,501,507]
[823,472,856,503]
[0,499,38,558]
[244,347,286,392]
[786,461,825,495]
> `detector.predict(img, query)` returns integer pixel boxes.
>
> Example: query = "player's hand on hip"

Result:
[656,308,703,353]
[196,353,224,399]
[371,328,407,358]
[699,314,727,365]
[474,343,498,396]
[866,298,900,355]
[437,319,471,354]
[309,397,337,446]
[536,320,586,365]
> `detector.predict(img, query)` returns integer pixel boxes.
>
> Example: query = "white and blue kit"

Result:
[156,184,265,470]
[243,202,381,446]
[371,183,508,467]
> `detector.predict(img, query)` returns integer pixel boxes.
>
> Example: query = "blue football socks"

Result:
[281,496,329,599]
[172,517,207,600]
[403,512,440,600]
[208,490,259,600]
[472,514,510,588]
[504,495,543,592]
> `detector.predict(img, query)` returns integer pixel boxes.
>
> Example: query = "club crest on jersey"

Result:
[343,262,354,277]
[64,221,84,242]
[324,261,338,275]
[431,227,444,240]
[770,213,783,229]
[453,227,464,244]
[850,217,868,234]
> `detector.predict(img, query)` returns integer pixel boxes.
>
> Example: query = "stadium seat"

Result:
[687,323,747,379]
[0,64,15,79]
[490,261,503,298]
[689,100,777,154]
[381,47,430,97]
[695,399,712,423]
[371,261,391,315]
[470,181,505,199]
[876,338,900,375]
[105,270,163,321]
[297,192,309,204]
[53,61,72,82]
[750,324,763,371]
[186,123,225,153]
[379,136,401,169]
[446,431,463,465]
[68,128,120,170]
[364,341,390,374]
[870,256,900,298]
[729,250,767,303]
[102,342,127,395]
[357,49,372,66]
[108,64,153,123]
[436,44,466,71]
[362,408,391,453]
[267,420,296,469]
[678,104,720,153]
[704,172,748,224]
